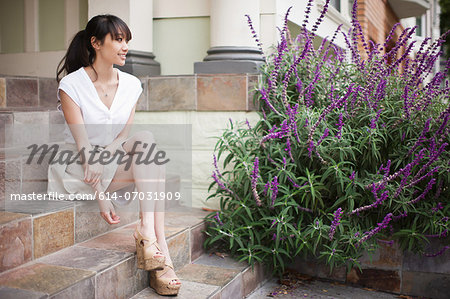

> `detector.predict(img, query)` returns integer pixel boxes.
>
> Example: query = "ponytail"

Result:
[56,30,94,82]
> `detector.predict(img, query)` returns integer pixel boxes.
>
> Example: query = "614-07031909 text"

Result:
[9,191,181,201]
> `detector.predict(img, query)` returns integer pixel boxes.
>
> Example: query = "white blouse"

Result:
[57,67,142,146]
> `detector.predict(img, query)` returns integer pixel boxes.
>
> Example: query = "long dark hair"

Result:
[56,14,132,82]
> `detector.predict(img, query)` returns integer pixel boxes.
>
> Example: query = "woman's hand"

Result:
[83,148,104,188]
[94,183,120,225]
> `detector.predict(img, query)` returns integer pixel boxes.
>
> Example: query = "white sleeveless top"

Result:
[57,67,142,146]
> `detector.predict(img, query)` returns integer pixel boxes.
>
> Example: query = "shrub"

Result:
[204,0,450,275]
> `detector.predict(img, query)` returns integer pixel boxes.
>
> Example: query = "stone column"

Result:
[194,0,264,74]
[88,0,160,76]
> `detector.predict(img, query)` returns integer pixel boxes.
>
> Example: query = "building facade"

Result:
[0,0,438,77]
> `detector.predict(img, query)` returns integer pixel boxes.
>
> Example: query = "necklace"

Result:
[98,85,108,98]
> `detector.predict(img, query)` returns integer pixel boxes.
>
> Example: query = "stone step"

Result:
[0,186,183,273]
[0,205,209,298]
[131,253,269,299]
[0,200,139,273]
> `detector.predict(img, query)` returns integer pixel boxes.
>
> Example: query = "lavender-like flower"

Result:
[271,219,278,228]
[287,176,303,189]
[271,176,279,207]
[212,171,238,199]
[406,178,436,205]
[431,202,444,214]
[285,137,294,161]
[214,212,224,226]
[245,14,265,62]
[308,85,354,145]
[424,245,450,257]
[393,211,408,221]
[357,213,393,246]
[394,164,412,198]
[301,0,315,33]
[251,157,261,206]
[259,87,281,115]
[434,180,443,199]
[425,229,447,238]
[317,128,329,146]
[245,118,252,130]
[336,113,344,139]
[213,154,222,177]
[329,208,343,240]
[408,118,431,155]
[312,0,330,33]
[350,189,389,215]
[307,140,315,158]
[349,171,355,182]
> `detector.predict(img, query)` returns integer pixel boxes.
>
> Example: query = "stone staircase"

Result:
[0,198,268,298]
[0,108,269,298]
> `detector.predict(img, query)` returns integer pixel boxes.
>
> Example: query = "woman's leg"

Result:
[154,184,180,285]
[105,131,178,283]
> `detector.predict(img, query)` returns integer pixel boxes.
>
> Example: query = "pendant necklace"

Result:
[99,85,108,98]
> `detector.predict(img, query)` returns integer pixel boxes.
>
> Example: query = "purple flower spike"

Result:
[336,113,344,139]
[329,208,343,240]
[424,246,450,257]
[357,213,393,246]
[212,171,239,199]
[318,128,329,146]
[431,202,444,214]
[285,137,294,161]
[271,176,279,207]
[271,219,278,228]
[406,178,436,205]
[245,118,252,130]
[213,154,222,177]
[245,14,265,62]
[214,212,224,226]
[349,171,355,181]
[251,157,262,206]
[425,230,447,238]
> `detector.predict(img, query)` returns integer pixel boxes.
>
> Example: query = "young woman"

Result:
[51,14,181,296]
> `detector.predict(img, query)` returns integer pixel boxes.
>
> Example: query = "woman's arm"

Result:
[60,89,120,224]
[59,89,92,153]
[59,90,101,186]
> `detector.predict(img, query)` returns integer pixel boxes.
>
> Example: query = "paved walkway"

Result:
[247,278,400,299]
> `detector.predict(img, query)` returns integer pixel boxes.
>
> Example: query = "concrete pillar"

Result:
[194,0,264,74]
[24,0,39,52]
[88,0,160,76]
[65,0,80,49]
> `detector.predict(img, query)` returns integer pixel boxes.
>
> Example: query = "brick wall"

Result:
[357,0,404,58]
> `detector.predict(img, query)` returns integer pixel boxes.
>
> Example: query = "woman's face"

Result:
[92,32,128,66]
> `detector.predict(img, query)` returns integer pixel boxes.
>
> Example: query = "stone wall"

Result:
[291,239,450,299]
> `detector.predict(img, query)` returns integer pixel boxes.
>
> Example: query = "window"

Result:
[416,16,422,37]
[330,0,341,12]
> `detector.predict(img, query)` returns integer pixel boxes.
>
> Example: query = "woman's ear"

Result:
[91,36,100,50]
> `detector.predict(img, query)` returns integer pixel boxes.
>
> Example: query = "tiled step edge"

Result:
[0,200,139,273]
[131,253,271,299]
[0,206,209,298]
